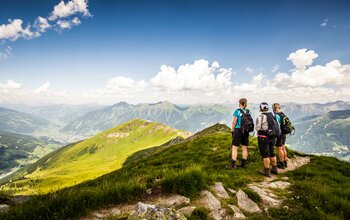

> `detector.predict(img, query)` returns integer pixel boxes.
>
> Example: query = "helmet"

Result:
[260,102,269,111]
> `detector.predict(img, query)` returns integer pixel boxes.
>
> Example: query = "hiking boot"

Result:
[226,160,237,170]
[284,160,288,168]
[260,168,271,177]
[277,161,285,169]
[271,166,278,175]
[240,159,247,168]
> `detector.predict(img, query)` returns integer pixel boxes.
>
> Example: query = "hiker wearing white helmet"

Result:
[255,102,280,177]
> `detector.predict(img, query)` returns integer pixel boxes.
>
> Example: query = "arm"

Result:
[232,116,237,131]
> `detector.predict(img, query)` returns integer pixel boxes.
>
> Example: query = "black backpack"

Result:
[277,112,295,135]
[262,112,281,138]
[238,109,254,133]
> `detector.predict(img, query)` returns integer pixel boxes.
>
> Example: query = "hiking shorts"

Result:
[232,128,249,147]
[258,137,275,158]
[275,134,287,147]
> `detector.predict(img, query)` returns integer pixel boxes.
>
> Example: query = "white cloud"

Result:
[151,59,233,94]
[271,64,279,73]
[56,17,81,30]
[0,46,13,60]
[287,48,318,70]
[320,18,328,27]
[245,67,253,73]
[0,80,22,89]
[49,0,91,21]
[0,19,35,41]
[35,16,51,33]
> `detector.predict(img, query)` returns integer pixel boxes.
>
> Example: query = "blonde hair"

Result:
[239,98,247,108]
[272,103,281,113]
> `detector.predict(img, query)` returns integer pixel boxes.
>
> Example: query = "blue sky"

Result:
[0,0,350,105]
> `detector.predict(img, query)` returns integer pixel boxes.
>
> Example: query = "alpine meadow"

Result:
[0,0,350,220]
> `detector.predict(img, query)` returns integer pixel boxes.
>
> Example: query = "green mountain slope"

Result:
[5,119,189,194]
[1,124,349,220]
[288,110,350,161]
[0,131,61,179]
[0,107,60,137]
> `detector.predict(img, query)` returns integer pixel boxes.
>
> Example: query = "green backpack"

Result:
[278,112,295,135]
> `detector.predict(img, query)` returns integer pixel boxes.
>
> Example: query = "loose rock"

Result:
[212,182,230,199]
[178,206,196,217]
[248,185,282,207]
[236,190,261,214]
[157,195,190,208]
[228,205,245,219]
[128,202,186,220]
[0,204,9,212]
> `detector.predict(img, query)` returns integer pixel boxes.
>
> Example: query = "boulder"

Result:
[177,206,196,217]
[212,182,230,199]
[248,185,282,207]
[157,195,190,208]
[198,190,224,220]
[0,204,9,212]
[236,190,261,214]
[128,202,186,220]
[228,188,237,195]
[228,205,246,219]
[199,190,221,211]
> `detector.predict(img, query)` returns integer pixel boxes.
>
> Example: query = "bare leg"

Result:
[232,145,238,160]
[241,145,248,160]
[263,158,270,169]
[278,147,285,162]
[270,156,277,166]
[282,145,288,160]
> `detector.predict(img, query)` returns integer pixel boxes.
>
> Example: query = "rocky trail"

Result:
[81,156,310,220]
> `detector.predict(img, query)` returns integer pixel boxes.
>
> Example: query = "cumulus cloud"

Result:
[0,0,91,56]
[287,48,318,70]
[35,16,51,33]
[0,19,35,41]
[49,0,91,21]
[245,67,253,73]
[57,17,81,30]
[151,59,233,93]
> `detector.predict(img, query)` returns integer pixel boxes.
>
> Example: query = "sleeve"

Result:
[256,115,261,131]
[233,109,240,118]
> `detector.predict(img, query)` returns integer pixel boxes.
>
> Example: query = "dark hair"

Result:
[239,98,247,108]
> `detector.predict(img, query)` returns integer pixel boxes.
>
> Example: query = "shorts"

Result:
[232,128,249,147]
[258,137,275,158]
[275,134,287,147]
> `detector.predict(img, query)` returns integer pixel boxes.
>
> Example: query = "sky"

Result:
[0,0,350,106]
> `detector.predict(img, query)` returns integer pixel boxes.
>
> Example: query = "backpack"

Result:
[277,112,295,135]
[262,112,281,138]
[238,109,254,134]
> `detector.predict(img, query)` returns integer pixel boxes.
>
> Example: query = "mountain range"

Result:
[288,109,350,161]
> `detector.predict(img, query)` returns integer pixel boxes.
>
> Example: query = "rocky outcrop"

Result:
[128,202,186,220]
[197,190,225,220]
[212,182,230,199]
[248,185,281,207]
[228,205,246,219]
[236,190,261,214]
[177,206,196,217]
[156,195,190,208]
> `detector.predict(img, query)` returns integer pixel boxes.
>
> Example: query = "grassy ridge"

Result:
[1,124,349,220]
[4,119,185,195]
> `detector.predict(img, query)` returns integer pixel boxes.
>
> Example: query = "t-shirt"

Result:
[233,108,246,129]
[275,113,281,125]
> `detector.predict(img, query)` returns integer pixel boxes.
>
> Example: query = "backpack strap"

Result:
[238,109,249,114]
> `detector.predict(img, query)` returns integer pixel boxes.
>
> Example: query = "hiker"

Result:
[256,102,280,177]
[273,103,294,169]
[227,98,254,169]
